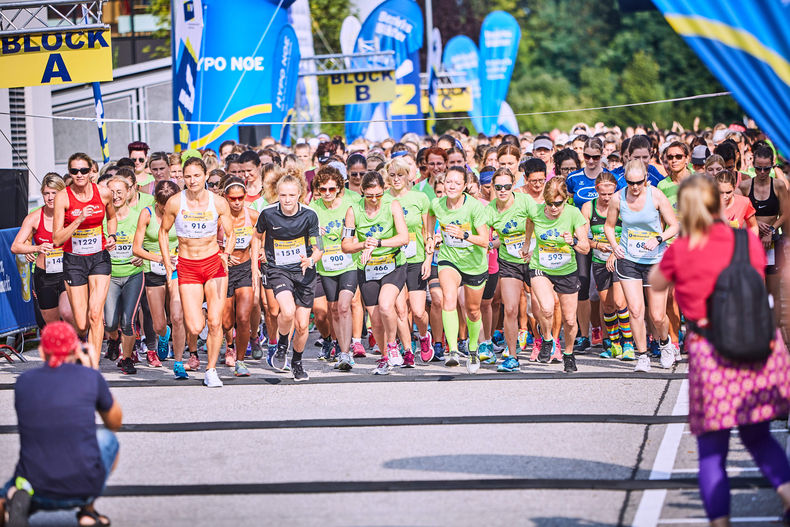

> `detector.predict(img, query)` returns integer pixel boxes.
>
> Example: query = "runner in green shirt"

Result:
[528,177,590,372]
[428,166,491,373]
[342,171,409,376]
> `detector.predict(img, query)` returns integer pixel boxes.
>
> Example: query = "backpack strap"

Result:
[731,227,750,265]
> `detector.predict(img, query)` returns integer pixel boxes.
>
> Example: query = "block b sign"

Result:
[0,29,113,88]
[328,71,395,106]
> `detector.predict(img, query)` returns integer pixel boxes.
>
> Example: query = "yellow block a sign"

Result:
[0,30,113,88]
[328,71,396,105]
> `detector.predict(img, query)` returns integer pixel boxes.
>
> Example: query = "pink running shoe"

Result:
[146,350,162,368]
[591,326,603,346]
[186,353,200,371]
[550,340,563,363]
[387,342,404,367]
[352,341,366,358]
[419,334,434,363]
[530,337,543,362]
[403,350,415,368]
[369,334,381,354]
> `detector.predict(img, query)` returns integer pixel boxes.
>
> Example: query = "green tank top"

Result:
[108,208,143,277]
[351,194,405,271]
[142,206,178,273]
[589,199,621,265]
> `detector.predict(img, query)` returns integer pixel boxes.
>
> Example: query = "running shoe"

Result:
[621,342,636,361]
[457,339,469,357]
[550,340,563,363]
[590,327,603,347]
[318,338,334,361]
[402,350,415,368]
[445,351,460,367]
[132,340,142,363]
[250,337,263,360]
[337,352,353,371]
[372,357,390,375]
[331,341,340,362]
[266,343,277,367]
[431,342,445,362]
[272,341,288,371]
[497,356,520,372]
[314,336,324,348]
[563,353,578,373]
[648,338,660,358]
[387,343,404,367]
[292,361,309,382]
[466,353,480,374]
[352,341,367,358]
[530,337,542,362]
[156,326,171,361]
[234,361,251,377]
[225,347,236,368]
[119,357,137,375]
[203,367,223,387]
[659,341,675,369]
[537,339,553,363]
[674,343,682,363]
[502,346,510,359]
[478,342,496,364]
[369,334,380,354]
[419,334,433,363]
[186,353,200,371]
[526,331,534,346]
[573,336,591,353]
[517,329,529,351]
[492,329,505,350]
[612,341,624,359]
[146,350,163,368]
[105,338,120,362]
[173,361,188,380]
[634,354,651,373]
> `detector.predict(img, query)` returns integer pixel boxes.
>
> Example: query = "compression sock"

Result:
[442,310,460,352]
[604,312,620,344]
[617,308,633,343]
[292,351,303,362]
[278,332,290,347]
[466,318,482,352]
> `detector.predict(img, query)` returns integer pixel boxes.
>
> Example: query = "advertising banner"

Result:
[442,35,482,132]
[0,229,36,335]
[345,0,424,142]
[270,24,301,146]
[172,0,204,151]
[652,0,790,156]
[421,87,471,113]
[478,11,521,136]
[288,0,321,137]
[329,71,396,105]
[0,30,113,88]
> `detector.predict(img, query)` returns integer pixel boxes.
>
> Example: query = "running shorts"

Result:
[528,267,581,295]
[32,266,66,310]
[63,250,111,287]
[227,261,253,297]
[437,260,488,288]
[615,258,652,285]
[482,272,499,300]
[592,261,618,292]
[498,258,530,285]
[358,264,406,307]
[267,266,316,308]
[405,261,427,292]
[177,251,227,285]
[320,269,357,303]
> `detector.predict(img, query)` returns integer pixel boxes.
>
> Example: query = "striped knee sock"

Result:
[604,312,620,344]
[617,308,633,343]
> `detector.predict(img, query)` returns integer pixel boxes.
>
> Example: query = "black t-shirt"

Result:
[255,203,320,272]
[14,363,113,499]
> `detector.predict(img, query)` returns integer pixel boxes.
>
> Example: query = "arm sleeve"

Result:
[95,373,113,412]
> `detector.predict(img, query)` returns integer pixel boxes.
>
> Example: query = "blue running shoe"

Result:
[157,326,171,361]
[526,332,534,346]
[492,330,505,346]
[478,342,496,364]
[649,338,660,358]
[497,356,520,372]
[173,360,188,380]
[266,343,277,368]
[431,342,445,362]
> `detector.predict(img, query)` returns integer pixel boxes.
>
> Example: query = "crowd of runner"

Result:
[11,122,787,387]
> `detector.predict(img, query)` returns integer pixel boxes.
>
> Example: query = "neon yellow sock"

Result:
[467,318,482,352]
[442,310,459,351]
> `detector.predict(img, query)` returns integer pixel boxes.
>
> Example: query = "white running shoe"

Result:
[338,352,353,371]
[659,341,675,369]
[634,354,651,373]
[466,353,480,374]
[203,368,223,388]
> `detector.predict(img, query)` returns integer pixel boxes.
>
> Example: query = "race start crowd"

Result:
[11,123,787,386]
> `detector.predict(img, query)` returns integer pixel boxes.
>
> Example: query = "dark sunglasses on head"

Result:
[626,178,646,186]
[583,153,601,161]
[666,154,685,161]
[319,186,338,193]
[493,183,513,191]
[69,167,90,175]
[547,200,564,207]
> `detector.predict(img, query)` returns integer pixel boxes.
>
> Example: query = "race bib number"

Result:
[45,248,63,274]
[71,226,102,255]
[365,253,396,280]
[441,223,470,248]
[538,245,572,269]
[109,232,133,260]
[729,220,741,228]
[627,230,659,259]
[767,242,776,266]
[181,211,214,237]
[273,238,306,266]
[321,243,353,272]
[234,226,253,250]
[404,232,417,259]
[592,232,610,262]
[503,233,526,259]
[150,249,176,276]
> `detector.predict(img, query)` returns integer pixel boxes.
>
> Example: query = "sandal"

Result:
[76,507,111,527]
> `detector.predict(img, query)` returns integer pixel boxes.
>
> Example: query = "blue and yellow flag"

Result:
[652,0,790,156]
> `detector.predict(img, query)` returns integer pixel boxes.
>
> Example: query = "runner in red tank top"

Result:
[53,152,117,367]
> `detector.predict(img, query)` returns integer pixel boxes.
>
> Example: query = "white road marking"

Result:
[670,467,759,473]
[657,517,780,524]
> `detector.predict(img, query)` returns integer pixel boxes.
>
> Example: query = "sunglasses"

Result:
[626,178,646,186]
[226,195,245,202]
[547,200,564,207]
[318,186,338,193]
[207,181,220,188]
[754,165,774,172]
[493,183,513,191]
[666,154,685,161]
[69,167,90,175]
[583,153,601,161]
[364,193,383,199]
[133,157,145,163]
[349,171,365,177]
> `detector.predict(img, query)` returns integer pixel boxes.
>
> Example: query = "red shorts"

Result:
[177,252,227,285]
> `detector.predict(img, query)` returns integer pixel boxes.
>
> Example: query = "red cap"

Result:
[41,321,78,357]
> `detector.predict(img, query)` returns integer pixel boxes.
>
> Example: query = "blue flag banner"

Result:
[478,11,521,136]
[652,0,790,156]
[497,101,519,135]
[172,0,203,151]
[0,229,36,335]
[442,35,482,133]
[270,24,301,146]
[345,0,424,143]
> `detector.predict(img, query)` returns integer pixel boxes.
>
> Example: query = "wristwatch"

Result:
[107,233,117,241]
[463,231,470,240]
[655,235,663,244]
[488,240,494,250]
[376,238,382,247]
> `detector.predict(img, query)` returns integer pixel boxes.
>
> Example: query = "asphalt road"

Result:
[0,336,787,526]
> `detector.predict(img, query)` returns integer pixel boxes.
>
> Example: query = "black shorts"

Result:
[615,258,652,285]
[32,266,65,310]
[314,275,326,298]
[227,261,253,297]
[498,258,530,284]
[63,250,111,287]
[267,266,316,308]
[358,264,406,307]
[320,269,357,303]
[528,268,580,295]
[429,265,439,282]
[482,272,498,300]
[145,272,166,288]
[260,262,271,289]
[592,261,618,291]
[437,260,488,288]
[406,261,427,292]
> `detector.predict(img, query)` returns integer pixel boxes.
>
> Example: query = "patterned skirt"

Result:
[687,330,790,436]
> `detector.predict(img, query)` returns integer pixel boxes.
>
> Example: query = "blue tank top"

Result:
[619,187,665,264]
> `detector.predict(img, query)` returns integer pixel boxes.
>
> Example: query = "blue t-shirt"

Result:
[14,363,113,499]
[565,168,612,207]
[613,164,665,189]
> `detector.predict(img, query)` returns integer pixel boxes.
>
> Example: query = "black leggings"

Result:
[576,251,592,301]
